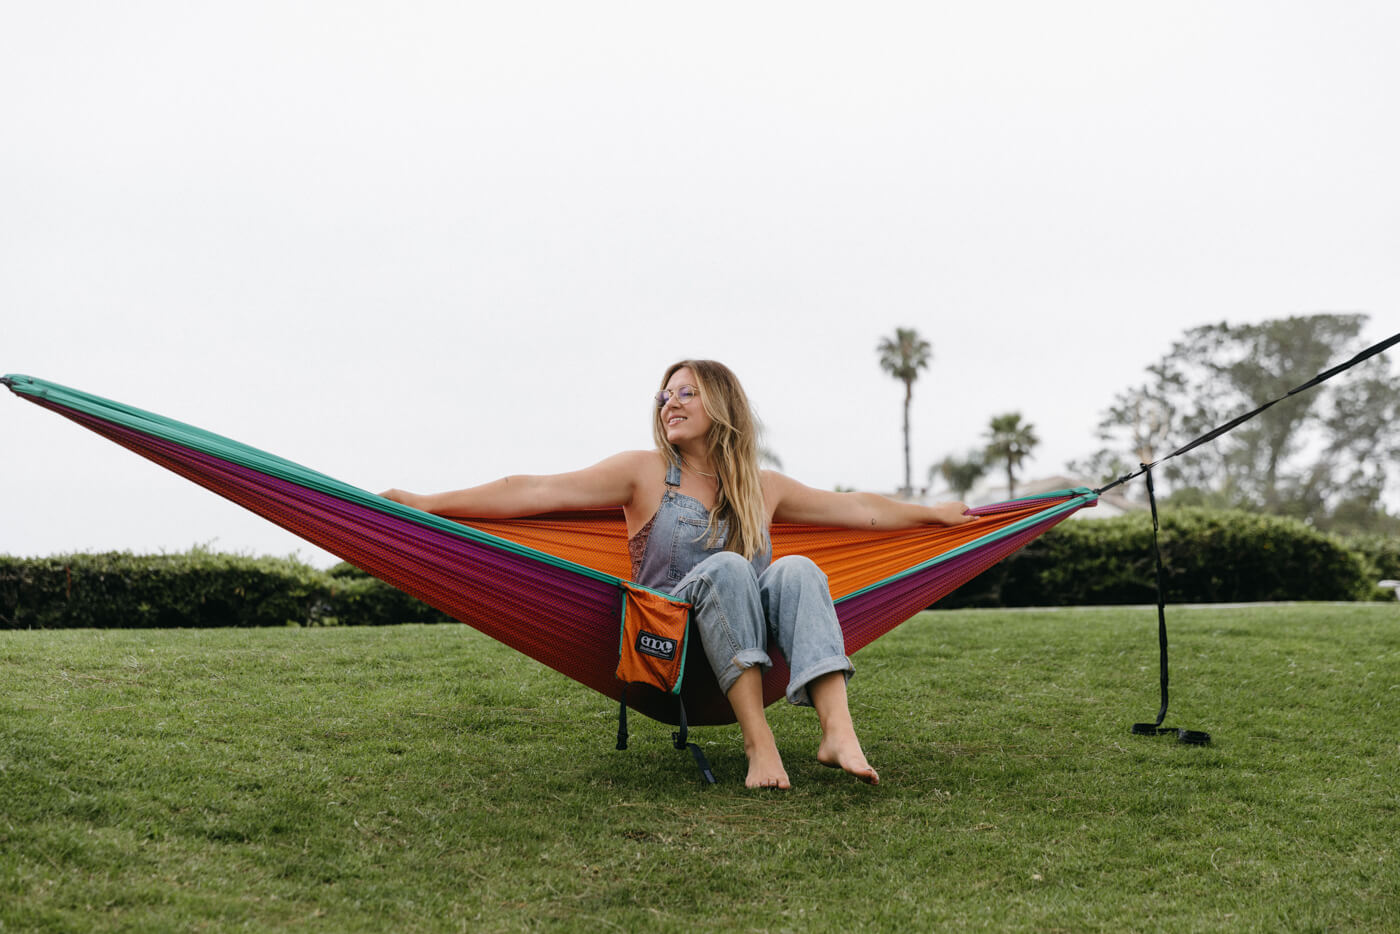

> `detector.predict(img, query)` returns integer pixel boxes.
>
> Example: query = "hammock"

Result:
[3,374,1098,726]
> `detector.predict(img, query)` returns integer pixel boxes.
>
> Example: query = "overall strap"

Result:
[665,461,682,487]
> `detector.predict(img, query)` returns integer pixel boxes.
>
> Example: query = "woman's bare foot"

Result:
[727,667,791,788]
[809,672,879,784]
[745,736,791,789]
[817,731,879,785]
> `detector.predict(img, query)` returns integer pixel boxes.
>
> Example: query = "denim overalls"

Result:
[632,462,853,706]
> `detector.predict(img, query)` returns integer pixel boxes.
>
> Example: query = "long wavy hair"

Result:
[652,359,768,560]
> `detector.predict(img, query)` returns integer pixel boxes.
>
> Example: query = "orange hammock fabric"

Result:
[468,508,1046,603]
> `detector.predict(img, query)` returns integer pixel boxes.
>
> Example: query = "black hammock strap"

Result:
[1130,468,1210,745]
[616,687,716,785]
[1094,329,1399,746]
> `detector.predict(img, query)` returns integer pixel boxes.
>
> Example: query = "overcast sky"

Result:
[4,2,1397,567]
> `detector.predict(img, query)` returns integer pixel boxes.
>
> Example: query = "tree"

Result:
[985,413,1039,499]
[932,451,987,500]
[1069,358,1192,496]
[877,327,932,497]
[1081,313,1400,531]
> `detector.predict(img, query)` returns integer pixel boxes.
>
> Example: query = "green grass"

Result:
[2,605,1397,932]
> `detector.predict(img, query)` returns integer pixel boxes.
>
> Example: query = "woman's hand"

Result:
[378,488,424,510]
[924,501,974,526]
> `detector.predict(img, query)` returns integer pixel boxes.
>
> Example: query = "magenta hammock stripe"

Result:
[46,402,632,692]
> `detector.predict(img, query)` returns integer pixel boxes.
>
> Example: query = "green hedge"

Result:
[321,562,454,627]
[939,508,1376,608]
[0,551,451,630]
[1,509,1389,627]
[1347,534,1400,600]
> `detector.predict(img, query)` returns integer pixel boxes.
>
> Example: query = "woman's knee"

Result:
[767,554,828,588]
[695,550,758,585]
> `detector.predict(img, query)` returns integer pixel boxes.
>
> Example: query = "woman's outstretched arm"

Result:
[763,471,973,530]
[380,450,651,519]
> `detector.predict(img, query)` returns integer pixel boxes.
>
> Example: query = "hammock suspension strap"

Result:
[1099,331,1399,748]
[616,687,717,785]
[671,698,716,785]
[1129,467,1210,745]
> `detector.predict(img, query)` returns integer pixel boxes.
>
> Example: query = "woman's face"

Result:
[660,366,712,447]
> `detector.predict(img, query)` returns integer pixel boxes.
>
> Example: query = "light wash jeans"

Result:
[670,551,853,706]
[631,461,853,706]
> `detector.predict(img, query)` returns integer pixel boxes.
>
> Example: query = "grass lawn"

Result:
[2,604,1397,932]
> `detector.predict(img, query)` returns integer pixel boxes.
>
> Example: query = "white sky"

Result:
[3,2,1398,568]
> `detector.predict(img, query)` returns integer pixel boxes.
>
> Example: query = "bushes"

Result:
[1348,534,1400,600]
[321,562,454,627]
[940,507,1376,608]
[0,509,1388,627]
[0,550,451,629]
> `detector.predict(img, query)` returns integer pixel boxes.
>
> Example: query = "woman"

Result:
[381,360,972,788]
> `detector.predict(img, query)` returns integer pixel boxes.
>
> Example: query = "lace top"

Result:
[627,512,657,580]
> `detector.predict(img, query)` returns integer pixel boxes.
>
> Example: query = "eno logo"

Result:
[635,630,677,661]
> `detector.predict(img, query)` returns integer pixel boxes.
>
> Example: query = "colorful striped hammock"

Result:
[4,374,1098,726]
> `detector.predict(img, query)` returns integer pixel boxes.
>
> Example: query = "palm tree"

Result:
[933,451,987,500]
[877,327,932,497]
[984,413,1039,499]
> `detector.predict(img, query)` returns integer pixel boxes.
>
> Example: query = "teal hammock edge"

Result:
[834,488,1100,606]
[3,373,670,598]
[6,372,1093,609]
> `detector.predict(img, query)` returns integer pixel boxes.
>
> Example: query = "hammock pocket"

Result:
[616,582,691,695]
[4,374,1097,726]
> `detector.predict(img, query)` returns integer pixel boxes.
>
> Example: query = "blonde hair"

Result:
[652,359,768,560]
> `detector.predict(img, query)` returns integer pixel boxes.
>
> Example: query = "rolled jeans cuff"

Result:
[713,648,773,697]
[786,654,854,707]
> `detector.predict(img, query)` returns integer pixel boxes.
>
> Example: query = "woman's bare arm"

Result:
[381,450,651,518]
[764,471,973,530]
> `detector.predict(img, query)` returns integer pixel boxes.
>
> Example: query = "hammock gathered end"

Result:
[4,374,1097,726]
